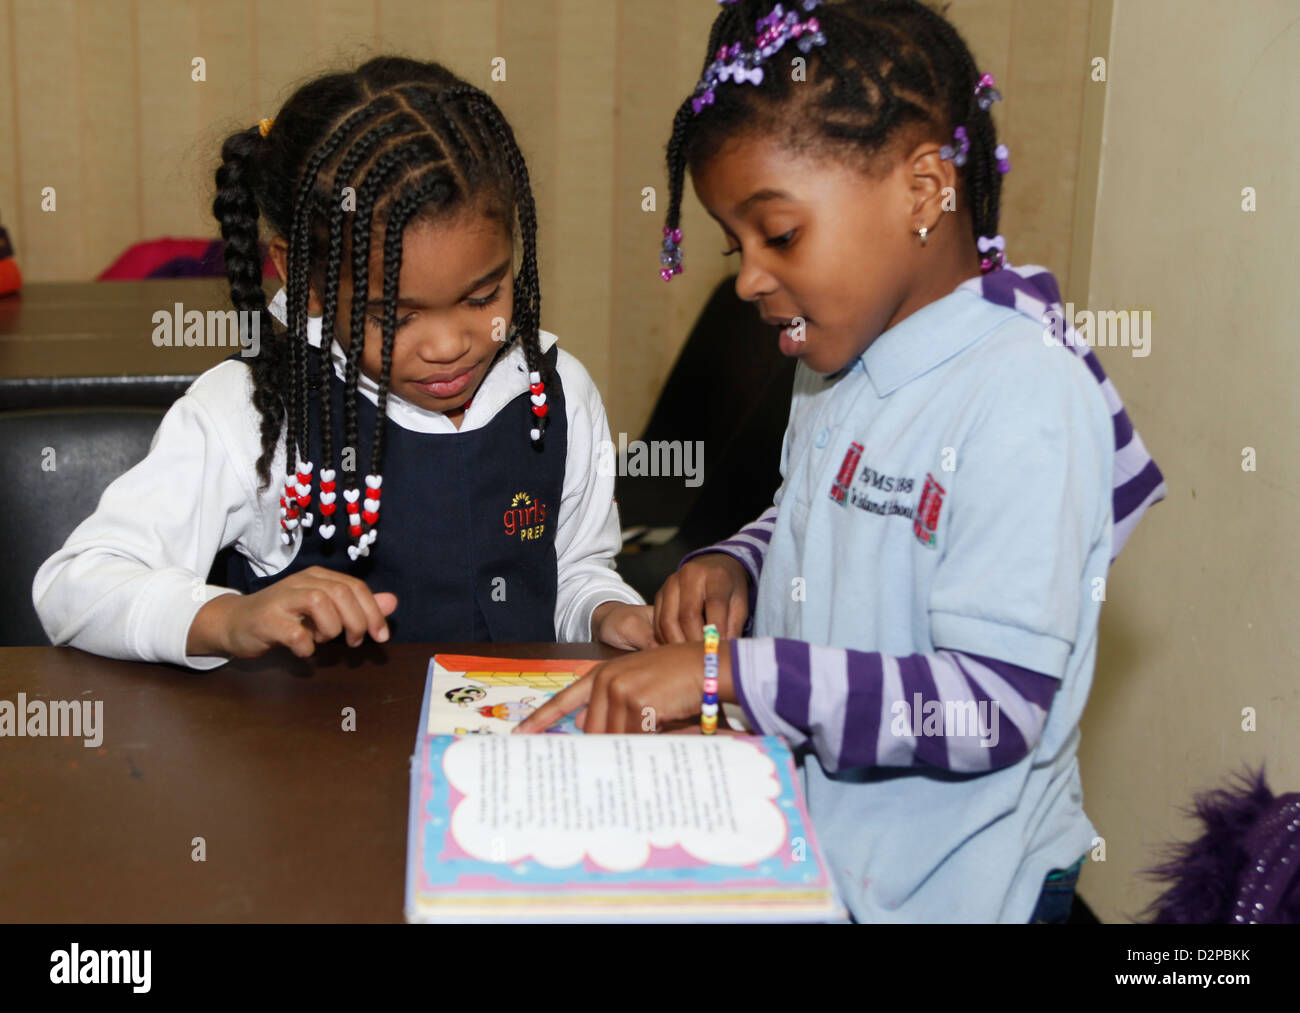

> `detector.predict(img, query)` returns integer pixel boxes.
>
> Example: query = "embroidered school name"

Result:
[0,693,103,747]
[851,465,916,517]
[503,491,547,541]
[833,451,916,518]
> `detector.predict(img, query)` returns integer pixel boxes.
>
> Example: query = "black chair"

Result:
[615,276,796,601]
[2,407,166,646]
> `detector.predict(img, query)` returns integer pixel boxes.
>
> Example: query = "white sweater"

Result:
[33,296,643,668]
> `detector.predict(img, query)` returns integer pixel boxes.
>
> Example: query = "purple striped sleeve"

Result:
[730,638,1058,774]
[678,506,778,628]
[898,653,945,769]
[839,649,885,769]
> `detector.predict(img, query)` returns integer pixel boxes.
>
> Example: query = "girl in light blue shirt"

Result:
[520,0,1163,923]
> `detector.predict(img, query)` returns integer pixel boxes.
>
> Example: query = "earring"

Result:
[917,226,929,247]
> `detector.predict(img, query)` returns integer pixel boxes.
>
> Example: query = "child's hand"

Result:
[654,553,749,643]
[515,641,730,734]
[591,602,657,651]
[187,566,397,659]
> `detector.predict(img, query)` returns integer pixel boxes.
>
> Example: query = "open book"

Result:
[405,654,845,923]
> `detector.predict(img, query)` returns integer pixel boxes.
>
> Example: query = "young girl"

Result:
[33,57,652,666]
[518,0,1166,923]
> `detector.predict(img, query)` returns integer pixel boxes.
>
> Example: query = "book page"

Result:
[441,735,786,871]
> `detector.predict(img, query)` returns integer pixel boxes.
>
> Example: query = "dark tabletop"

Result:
[0,641,622,923]
[0,281,272,409]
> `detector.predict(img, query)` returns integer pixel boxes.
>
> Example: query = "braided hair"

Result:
[211,57,547,556]
[663,0,1003,271]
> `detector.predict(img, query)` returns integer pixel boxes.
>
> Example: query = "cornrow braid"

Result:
[440,85,550,437]
[339,134,444,533]
[370,172,455,480]
[393,84,476,193]
[285,96,403,486]
[315,110,424,478]
[661,0,1006,278]
[277,104,422,545]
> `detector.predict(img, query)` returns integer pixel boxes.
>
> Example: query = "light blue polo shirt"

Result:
[753,287,1115,922]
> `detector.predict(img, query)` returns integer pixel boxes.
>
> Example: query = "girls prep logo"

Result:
[503,491,547,541]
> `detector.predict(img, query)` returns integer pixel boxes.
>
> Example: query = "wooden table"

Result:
[0,280,273,410]
[0,641,621,922]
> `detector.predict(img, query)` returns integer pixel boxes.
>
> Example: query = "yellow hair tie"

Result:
[258,117,274,138]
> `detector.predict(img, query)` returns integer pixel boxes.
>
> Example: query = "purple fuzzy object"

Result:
[1143,768,1300,924]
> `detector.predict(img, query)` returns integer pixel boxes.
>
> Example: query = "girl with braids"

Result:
[520,1,1165,923]
[33,56,652,663]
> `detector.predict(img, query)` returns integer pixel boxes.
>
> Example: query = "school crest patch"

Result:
[829,441,864,505]
[913,473,945,548]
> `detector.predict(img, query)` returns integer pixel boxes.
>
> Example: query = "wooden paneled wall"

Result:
[1,0,1099,436]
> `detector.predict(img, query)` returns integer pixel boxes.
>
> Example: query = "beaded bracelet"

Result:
[702,623,720,735]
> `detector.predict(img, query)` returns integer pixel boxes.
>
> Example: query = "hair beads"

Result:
[529,371,547,441]
[316,468,338,540]
[279,460,314,545]
[344,474,383,561]
[660,227,683,282]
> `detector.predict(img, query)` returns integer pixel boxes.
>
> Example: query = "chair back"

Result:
[3,407,165,645]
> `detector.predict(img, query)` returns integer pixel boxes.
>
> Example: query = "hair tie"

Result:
[939,125,970,167]
[974,72,1003,110]
[258,117,274,138]
[689,1,826,116]
[977,234,1007,274]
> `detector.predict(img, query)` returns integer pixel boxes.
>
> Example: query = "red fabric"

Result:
[97,238,277,280]
[0,256,20,296]
[0,225,19,295]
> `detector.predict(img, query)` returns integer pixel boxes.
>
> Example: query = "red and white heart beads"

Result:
[282,459,382,560]
[279,460,314,545]
[316,468,337,540]
[529,370,546,442]
[345,474,383,561]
